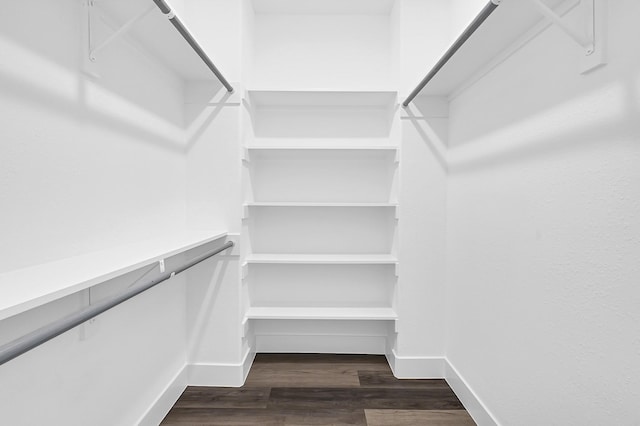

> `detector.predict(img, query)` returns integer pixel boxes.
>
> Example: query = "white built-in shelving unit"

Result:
[239,0,401,353]
[241,90,399,350]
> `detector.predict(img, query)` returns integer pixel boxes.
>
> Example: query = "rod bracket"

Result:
[88,2,156,62]
[529,0,595,56]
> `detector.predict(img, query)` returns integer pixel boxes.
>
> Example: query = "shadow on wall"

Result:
[444,0,640,173]
[402,97,449,172]
[0,0,229,154]
[446,72,640,174]
[185,245,233,360]
[404,61,639,176]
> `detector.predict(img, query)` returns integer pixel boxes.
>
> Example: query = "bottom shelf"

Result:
[245,306,397,321]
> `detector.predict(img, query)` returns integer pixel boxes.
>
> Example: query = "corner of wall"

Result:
[444,359,500,426]
[387,349,446,378]
[187,348,255,387]
[136,365,188,426]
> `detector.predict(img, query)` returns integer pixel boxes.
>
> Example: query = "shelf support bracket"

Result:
[529,0,594,55]
[88,2,156,61]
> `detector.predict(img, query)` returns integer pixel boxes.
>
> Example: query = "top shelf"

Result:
[0,231,227,321]
[416,0,572,97]
[251,0,395,16]
[95,0,220,81]
[247,90,398,107]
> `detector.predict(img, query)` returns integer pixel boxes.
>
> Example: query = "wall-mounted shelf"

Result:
[0,231,227,321]
[250,0,395,16]
[247,89,397,107]
[245,202,397,208]
[244,254,398,265]
[245,307,397,321]
[245,146,398,152]
[412,0,574,98]
[92,0,225,81]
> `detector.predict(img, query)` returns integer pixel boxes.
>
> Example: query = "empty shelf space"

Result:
[246,90,397,139]
[246,263,396,309]
[244,254,398,265]
[251,0,396,16]
[245,306,398,321]
[247,90,397,107]
[245,148,398,203]
[247,206,396,254]
[0,231,227,321]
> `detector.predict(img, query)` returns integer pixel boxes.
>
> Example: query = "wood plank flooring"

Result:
[161,354,475,425]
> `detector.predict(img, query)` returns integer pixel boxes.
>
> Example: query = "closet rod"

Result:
[402,0,501,107]
[152,0,234,92]
[0,240,234,366]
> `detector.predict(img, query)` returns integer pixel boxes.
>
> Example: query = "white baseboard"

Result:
[386,349,446,378]
[384,351,499,425]
[444,360,499,426]
[137,365,187,426]
[188,349,255,387]
[255,334,386,354]
[136,351,498,426]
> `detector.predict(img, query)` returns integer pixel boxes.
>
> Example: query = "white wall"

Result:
[0,262,189,426]
[183,0,245,384]
[445,1,640,424]
[0,0,193,423]
[450,0,489,41]
[0,0,188,273]
[393,0,451,372]
[399,0,451,97]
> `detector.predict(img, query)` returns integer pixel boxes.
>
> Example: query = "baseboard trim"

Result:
[188,349,255,387]
[136,352,498,426]
[444,360,500,426]
[384,352,499,425]
[386,349,446,378]
[137,365,187,426]
[255,334,386,354]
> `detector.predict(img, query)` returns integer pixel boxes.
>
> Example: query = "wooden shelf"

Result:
[244,254,398,265]
[0,231,227,321]
[95,0,219,80]
[245,306,397,321]
[415,0,572,97]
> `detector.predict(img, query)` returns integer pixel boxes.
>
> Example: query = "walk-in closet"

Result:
[1,0,638,424]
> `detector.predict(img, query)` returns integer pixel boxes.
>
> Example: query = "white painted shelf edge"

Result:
[244,254,398,265]
[245,306,398,321]
[245,202,398,207]
[0,231,227,321]
[244,146,398,151]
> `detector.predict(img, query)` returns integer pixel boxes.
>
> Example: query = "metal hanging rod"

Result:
[0,240,234,366]
[152,0,234,92]
[402,0,501,107]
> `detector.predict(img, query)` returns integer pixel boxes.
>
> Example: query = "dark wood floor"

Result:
[161,354,476,425]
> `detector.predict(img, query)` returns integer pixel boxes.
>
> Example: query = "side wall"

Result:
[183,0,246,385]
[393,0,451,375]
[0,0,191,424]
[445,2,640,424]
